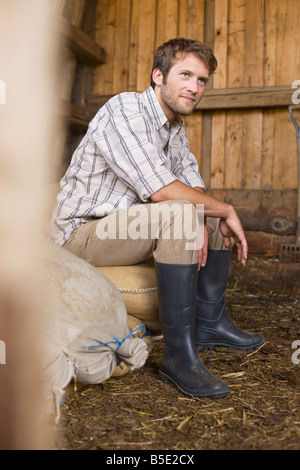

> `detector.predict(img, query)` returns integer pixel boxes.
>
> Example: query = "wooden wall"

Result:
[54,0,300,254]
[94,0,299,189]
[92,0,300,253]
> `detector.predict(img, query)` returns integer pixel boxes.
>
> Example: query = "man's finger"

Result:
[197,248,203,271]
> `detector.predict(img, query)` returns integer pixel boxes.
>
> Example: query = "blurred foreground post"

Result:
[0,0,59,449]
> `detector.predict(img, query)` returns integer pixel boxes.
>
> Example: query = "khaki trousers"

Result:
[63,200,225,267]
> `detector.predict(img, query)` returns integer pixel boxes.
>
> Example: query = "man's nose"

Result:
[187,79,199,94]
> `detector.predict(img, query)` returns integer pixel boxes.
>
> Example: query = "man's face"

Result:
[153,53,210,122]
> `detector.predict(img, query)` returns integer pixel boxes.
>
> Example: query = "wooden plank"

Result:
[224,111,242,189]
[273,108,298,189]
[81,0,98,101]
[55,0,88,103]
[94,0,110,95]
[88,84,295,111]
[155,0,165,48]
[207,188,298,235]
[82,0,97,38]
[244,0,263,88]
[213,0,228,90]
[210,0,228,188]
[180,0,205,180]
[155,0,178,48]
[188,0,205,40]
[113,0,131,94]
[137,0,156,91]
[196,85,294,110]
[273,1,300,190]
[58,47,77,101]
[128,0,140,92]
[227,0,245,88]
[210,111,225,188]
[103,0,116,94]
[87,94,117,114]
[57,99,93,129]
[178,0,205,39]
[201,0,215,188]
[201,112,212,186]
[264,0,277,87]
[183,113,203,174]
[66,0,87,27]
[245,231,296,256]
[241,110,263,189]
[261,109,275,190]
[276,0,300,86]
[177,0,188,37]
[261,0,277,190]
[242,0,263,189]
[56,13,106,64]
[71,0,98,107]
[164,0,178,41]
[224,0,245,189]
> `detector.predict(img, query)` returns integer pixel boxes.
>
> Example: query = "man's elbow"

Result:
[150,188,165,203]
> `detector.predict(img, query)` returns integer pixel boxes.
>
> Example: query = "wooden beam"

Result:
[56,14,106,64]
[201,0,215,187]
[87,94,114,114]
[71,0,98,107]
[207,188,297,235]
[57,99,93,129]
[196,85,294,110]
[86,85,295,113]
[245,231,296,257]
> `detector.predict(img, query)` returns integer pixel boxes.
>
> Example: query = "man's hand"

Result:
[151,180,248,265]
[219,211,248,266]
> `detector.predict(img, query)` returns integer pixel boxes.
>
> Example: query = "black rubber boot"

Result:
[155,261,229,399]
[195,249,264,351]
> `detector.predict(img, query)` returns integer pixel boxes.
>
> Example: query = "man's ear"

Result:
[152,67,164,87]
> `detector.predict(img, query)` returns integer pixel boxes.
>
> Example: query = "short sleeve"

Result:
[94,108,177,201]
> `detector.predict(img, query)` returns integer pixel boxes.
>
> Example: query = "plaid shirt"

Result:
[49,86,205,246]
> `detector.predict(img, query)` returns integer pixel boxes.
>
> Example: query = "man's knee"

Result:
[206,217,226,250]
[152,199,197,241]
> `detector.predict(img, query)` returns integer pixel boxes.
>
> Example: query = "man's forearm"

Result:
[150,179,248,265]
[150,180,234,220]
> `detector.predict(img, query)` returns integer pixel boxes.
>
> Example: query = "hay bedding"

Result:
[50,257,300,451]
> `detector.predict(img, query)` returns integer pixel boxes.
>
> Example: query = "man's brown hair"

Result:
[150,38,217,88]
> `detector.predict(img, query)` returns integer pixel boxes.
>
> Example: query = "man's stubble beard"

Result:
[160,83,199,117]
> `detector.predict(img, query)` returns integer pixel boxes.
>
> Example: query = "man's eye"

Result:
[181,73,189,78]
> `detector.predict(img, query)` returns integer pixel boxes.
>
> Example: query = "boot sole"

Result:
[196,339,265,352]
[158,370,229,399]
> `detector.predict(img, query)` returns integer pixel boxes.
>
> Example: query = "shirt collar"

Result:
[142,86,183,134]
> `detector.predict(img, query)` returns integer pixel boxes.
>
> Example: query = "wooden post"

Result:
[201,0,215,187]
[0,0,59,449]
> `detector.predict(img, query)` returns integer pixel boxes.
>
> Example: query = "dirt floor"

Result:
[49,255,300,451]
